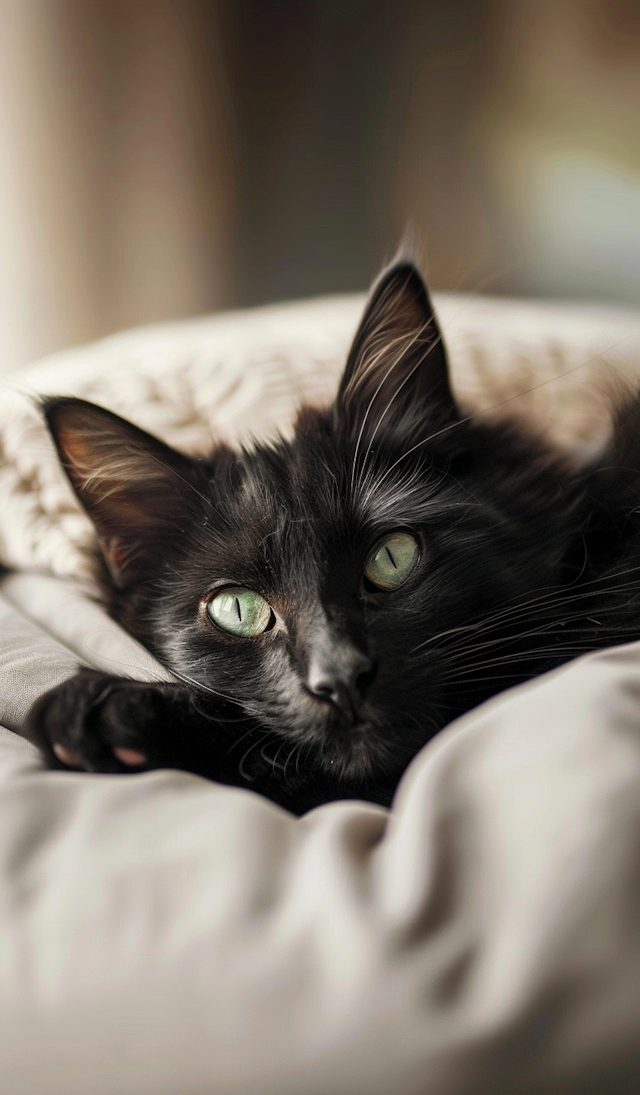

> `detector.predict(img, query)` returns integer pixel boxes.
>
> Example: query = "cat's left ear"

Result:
[335,260,459,443]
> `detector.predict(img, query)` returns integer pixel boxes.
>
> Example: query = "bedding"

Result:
[3,292,640,1091]
[2,578,640,1093]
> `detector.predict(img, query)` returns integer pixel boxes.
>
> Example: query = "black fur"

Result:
[22,262,640,814]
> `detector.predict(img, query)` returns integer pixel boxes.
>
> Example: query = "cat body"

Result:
[23,263,640,813]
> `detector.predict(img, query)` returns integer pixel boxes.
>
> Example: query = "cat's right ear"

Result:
[43,397,201,588]
[335,260,460,445]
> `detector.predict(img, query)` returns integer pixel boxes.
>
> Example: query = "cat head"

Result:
[43,262,589,796]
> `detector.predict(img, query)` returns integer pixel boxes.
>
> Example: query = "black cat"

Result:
[22,262,640,813]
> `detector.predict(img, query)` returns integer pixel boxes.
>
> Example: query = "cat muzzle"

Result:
[305,647,377,727]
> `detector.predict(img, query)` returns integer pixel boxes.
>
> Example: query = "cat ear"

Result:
[43,397,201,588]
[335,260,459,443]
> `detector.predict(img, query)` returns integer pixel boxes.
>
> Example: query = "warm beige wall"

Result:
[0,1,638,376]
[386,0,640,301]
[479,0,640,300]
[0,1,236,374]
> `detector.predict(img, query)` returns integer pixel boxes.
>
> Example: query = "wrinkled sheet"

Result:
[2,573,640,1093]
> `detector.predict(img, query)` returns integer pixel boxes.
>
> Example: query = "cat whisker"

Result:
[224,726,256,757]
[269,737,290,774]
[222,723,267,760]
[436,644,589,676]
[238,734,276,782]
[294,741,306,778]
[371,334,635,495]
[189,697,253,725]
[410,565,640,658]
[169,668,260,712]
[437,585,640,657]
[433,625,640,682]
[281,742,302,782]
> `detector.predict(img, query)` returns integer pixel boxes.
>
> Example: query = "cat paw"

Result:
[23,668,176,774]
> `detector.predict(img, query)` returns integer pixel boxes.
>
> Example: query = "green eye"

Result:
[364,532,420,591]
[208,587,273,637]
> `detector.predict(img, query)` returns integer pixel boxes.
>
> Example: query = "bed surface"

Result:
[2,573,640,1093]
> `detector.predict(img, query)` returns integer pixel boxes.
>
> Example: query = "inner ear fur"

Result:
[43,396,201,586]
[335,260,459,445]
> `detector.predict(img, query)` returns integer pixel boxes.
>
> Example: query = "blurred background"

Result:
[0,0,639,373]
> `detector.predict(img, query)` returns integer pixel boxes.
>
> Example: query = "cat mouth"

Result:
[255,696,395,779]
[319,712,393,779]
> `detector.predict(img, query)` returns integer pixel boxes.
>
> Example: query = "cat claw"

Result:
[52,743,82,768]
[52,742,146,769]
[114,747,147,767]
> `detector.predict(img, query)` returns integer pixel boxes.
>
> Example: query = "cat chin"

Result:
[246,694,393,778]
[254,703,394,780]
[313,718,396,781]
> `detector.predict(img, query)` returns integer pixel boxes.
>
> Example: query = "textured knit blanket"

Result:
[2,291,640,582]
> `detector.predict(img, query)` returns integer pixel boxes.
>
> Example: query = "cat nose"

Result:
[306,647,376,725]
